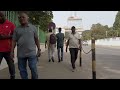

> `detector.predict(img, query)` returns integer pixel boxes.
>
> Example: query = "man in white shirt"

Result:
[66,26,81,72]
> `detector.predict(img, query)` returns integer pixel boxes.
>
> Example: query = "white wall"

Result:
[87,37,120,46]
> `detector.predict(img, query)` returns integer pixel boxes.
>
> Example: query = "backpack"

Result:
[49,33,56,44]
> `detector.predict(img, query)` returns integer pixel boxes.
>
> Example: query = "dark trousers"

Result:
[0,52,15,79]
[69,48,78,69]
[57,46,63,61]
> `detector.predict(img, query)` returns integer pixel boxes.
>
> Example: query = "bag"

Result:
[49,34,56,44]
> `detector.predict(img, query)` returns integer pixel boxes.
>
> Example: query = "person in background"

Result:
[45,28,56,62]
[56,27,64,62]
[66,26,81,72]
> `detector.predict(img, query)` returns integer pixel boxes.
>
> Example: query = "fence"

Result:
[5,11,19,26]
[35,25,46,43]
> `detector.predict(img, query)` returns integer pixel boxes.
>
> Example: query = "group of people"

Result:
[45,26,81,72]
[0,11,81,79]
[45,27,64,62]
[0,11,40,79]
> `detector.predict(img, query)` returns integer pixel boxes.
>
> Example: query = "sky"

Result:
[53,11,118,30]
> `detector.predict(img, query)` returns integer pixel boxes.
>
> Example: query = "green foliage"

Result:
[113,11,120,31]
[16,11,53,32]
[28,11,53,32]
[90,23,106,40]
[82,23,117,40]
[82,30,91,40]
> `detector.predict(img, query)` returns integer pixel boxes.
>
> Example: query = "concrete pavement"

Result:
[0,44,105,79]
[1,44,120,79]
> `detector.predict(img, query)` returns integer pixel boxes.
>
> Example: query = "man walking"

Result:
[66,26,81,72]
[11,12,41,79]
[0,11,16,79]
[45,28,56,62]
[56,27,64,62]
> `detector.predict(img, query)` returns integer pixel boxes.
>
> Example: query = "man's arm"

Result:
[35,37,41,51]
[0,34,12,39]
[66,39,69,52]
[45,35,47,48]
[10,40,16,59]
[45,40,47,48]
[34,36,41,57]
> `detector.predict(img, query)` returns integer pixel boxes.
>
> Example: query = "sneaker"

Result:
[72,69,75,72]
[58,59,61,62]
[49,59,51,62]
[10,76,15,79]
[61,57,63,61]
[51,57,54,62]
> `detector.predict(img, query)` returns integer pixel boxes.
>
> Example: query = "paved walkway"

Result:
[0,44,104,79]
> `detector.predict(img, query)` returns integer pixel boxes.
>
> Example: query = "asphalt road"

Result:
[82,45,120,79]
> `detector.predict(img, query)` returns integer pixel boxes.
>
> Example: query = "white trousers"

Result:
[48,44,55,60]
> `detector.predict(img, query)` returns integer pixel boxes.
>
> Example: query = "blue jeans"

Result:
[18,55,38,79]
[57,46,63,61]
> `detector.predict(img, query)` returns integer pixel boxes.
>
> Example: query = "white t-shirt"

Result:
[68,32,80,48]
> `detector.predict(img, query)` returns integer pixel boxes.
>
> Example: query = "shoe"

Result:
[61,57,63,61]
[58,58,61,62]
[71,66,76,72]
[51,57,54,62]
[72,69,75,72]
[10,76,15,79]
[49,59,51,62]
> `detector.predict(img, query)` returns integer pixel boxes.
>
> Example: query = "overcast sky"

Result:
[53,11,118,30]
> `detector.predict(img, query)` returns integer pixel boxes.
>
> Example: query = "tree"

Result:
[28,11,53,32]
[82,30,91,40]
[16,11,53,32]
[113,11,120,31]
[90,23,106,39]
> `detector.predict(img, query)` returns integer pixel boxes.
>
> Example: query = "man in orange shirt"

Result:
[0,11,16,79]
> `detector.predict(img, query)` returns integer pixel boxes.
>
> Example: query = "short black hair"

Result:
[71,26,76,30]
[18,11,29,16]
[58,27,61,32]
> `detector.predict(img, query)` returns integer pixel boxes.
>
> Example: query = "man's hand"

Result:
[45,45,47,49]
[10,52,14,59]
[37,49,41,57]
[66,47,68,52]
[0,34,11,39]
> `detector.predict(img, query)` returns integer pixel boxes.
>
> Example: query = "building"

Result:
[64,12,84,38]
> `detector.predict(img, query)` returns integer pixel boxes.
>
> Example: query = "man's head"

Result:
[18,11,29,25]
[71,26,76,33]
[0,11,6,23]
[58,27,62,32]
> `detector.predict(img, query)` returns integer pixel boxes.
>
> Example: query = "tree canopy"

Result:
[27,11,53,32]
[113,11,120,31]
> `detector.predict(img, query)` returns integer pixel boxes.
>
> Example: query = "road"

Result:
[82,45,120,79]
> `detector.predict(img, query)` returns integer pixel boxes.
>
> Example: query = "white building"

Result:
[64,12,84,38]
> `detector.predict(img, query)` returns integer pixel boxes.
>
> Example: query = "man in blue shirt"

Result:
[56,28,64,62]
